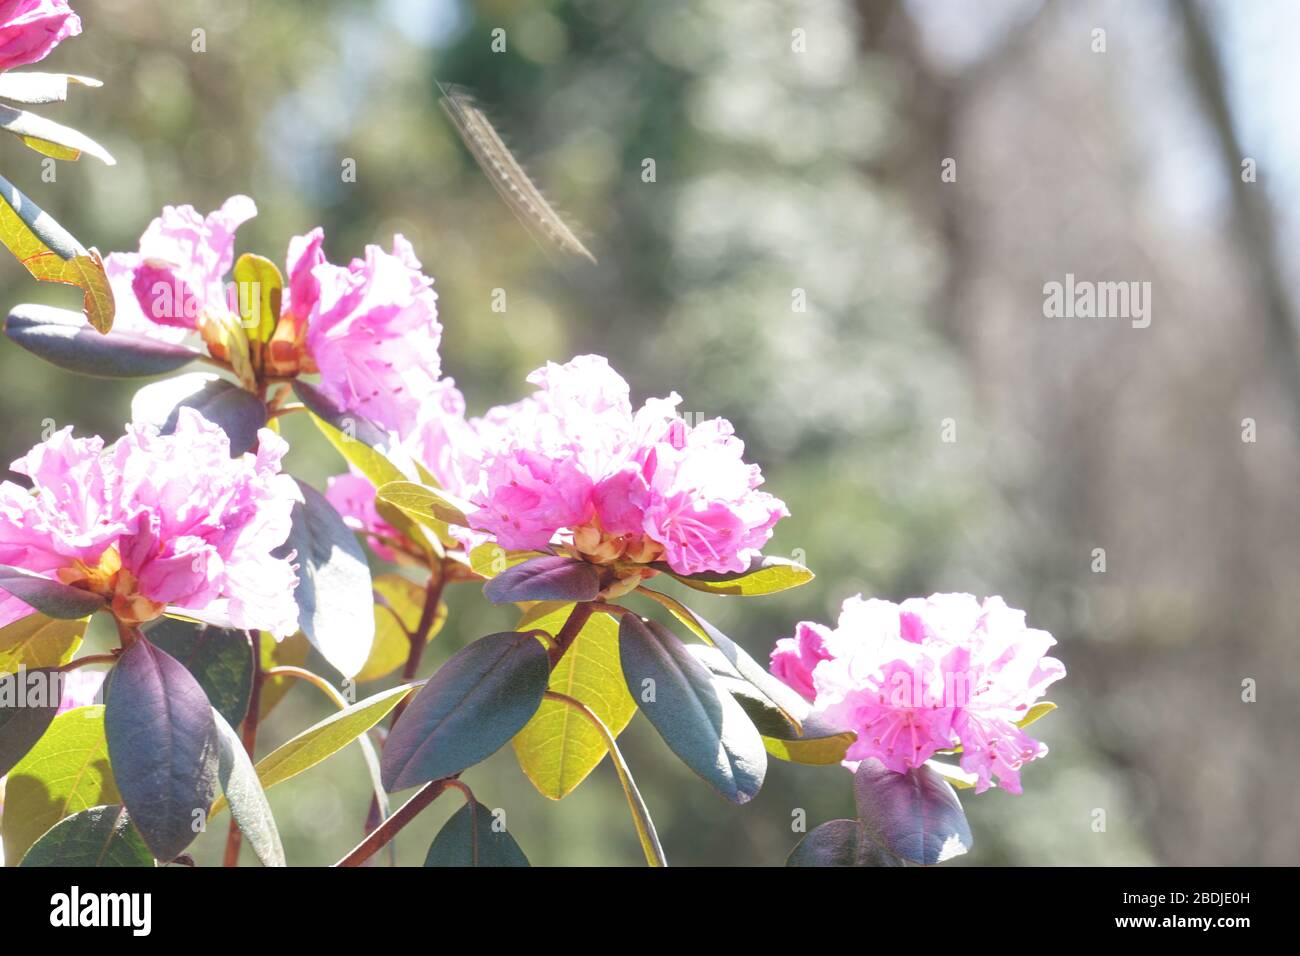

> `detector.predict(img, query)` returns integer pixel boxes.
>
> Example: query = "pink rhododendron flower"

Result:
[770,593,1065,794]
[0,409,302,637]
[0,0,80,72]
[301,234,442,434]
[464,355,788,577]
[105,195,257,331]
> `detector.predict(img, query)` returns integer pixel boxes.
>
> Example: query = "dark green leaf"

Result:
[19,805,153,867]
[274,480,375,679]
[382,632,550,791]
[131,373,267,455]
[786,819,904,867]
[144,617,254,728]
[104,638,219,862]
[424,798,530,867]
[6,304,198,376]
[0,666,59,776]
[483,555,600,605]
[0,564,105,619]
[617,615,766,804]
[211,708,285,867]
[853,760,972,865]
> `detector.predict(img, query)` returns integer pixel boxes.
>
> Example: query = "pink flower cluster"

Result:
[104,196,442,434]
[771,593,1065,793]
[0,409,301,636]
[328,355,787,576]
[0,0,79,72]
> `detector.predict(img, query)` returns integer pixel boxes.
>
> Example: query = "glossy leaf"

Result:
[104,639,219,862]
[424,797,530,867]
[638,587,804,731]
[131,374,267,456]
[6,304,197,376]
[2,705,119,866]
[658,555,814,597]
[19,805,153,867]
[1018,700,1057,729]
[274,480,375,679]
[211,708,285,867]
[211,682,416,816]
[375,479,473,530]
[787,819,904,867]
[0,565,105,619]
[512,604,637,799]
[0,612,88,673]
[0,667,59,776]
[144,617,254,728]
[617,614,766,804]
[468,543,540,579]
[0,72,102,105]
[853,760,972,865]
[257,631,310,719]
[358,575,443,684]
[292,379,393,452]
[0,178,114,332]
[232,253,283,342]
[483,555,600,605]
[382,632,550,791]
[0,102,115,164]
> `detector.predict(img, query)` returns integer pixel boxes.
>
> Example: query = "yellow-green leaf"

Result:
[1018,701,1056,729]
[357,575,444,683]
[257,631,311,719]
[662,555,814,597]
[469,542,541,580]
[0,173,114,332]
[211,682,416,816]
[232,253,283,343]
[512,604,637,800]
[376,480,473,530]
[3,705,119,866]
[763,731,855,765]
[0,613,88,674]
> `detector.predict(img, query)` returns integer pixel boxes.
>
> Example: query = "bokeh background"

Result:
[2,0,1297,866]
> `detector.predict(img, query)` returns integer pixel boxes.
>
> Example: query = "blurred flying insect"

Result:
[437,82,597,266]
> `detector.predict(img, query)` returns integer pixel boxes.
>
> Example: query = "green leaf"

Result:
[468,543,540,580]
[687,644,800,738]
[375,479,473,530]
[0,565,105,620]
[382,632,550,791]
[512,605,637,800]
[232,253,283,342]
[853,760,972,865]
[211,708,285,867]
[211,682,416,816]
[0,178,115,332]
[144,617,254,728]
[275,480,375,679]
[0,612,88,673]
[6,304,198,376]
[358,574,443,684]
[483,555,600,605]
[2,705,119,866]
[786,819,904,867]
[257,631,310,719]
[104,639,219,862]
[0,667,60,776]
[1018,700,1056,729]
[762,726,855,766]
[617,614,766,804]
[19,805,153,867]
[638,587,805,732]
[424,798,530,867]
[131,373,268,456]
[0,72,103,106]
[300,399,444,558]
[0,102,116,165]
[657,555,814,597]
